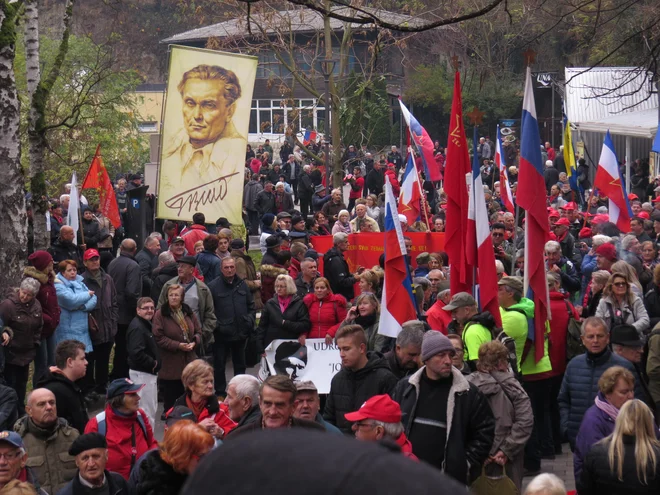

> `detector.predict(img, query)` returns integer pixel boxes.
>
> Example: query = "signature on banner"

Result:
[164,172,239,216]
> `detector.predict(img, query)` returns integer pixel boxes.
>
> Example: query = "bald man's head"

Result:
[26,388,57,428]
[120,238,137,254]
[60,226,74,242]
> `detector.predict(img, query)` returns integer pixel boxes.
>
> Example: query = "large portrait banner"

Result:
[157,45,258,223]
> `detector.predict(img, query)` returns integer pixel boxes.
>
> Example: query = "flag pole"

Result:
[78,205,86,247]
[512,203,520,275]
[415,166,432,230]
[582,188,596,228]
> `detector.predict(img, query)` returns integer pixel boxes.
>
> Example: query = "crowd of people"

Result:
[1,137,660,495]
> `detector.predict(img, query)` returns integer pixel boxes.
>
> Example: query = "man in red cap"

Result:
[551,217,582,267]
[560,201,581,239]
[345,395,418,460]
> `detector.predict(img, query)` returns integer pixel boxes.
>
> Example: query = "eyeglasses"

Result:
[612,282,628,288]
[0,450,23,461]
[354,422,377,430]
[139,306,155,311]
[491,232,504,237]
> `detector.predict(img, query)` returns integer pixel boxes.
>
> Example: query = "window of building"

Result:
[138,121,158,133]
[249,98,326,136]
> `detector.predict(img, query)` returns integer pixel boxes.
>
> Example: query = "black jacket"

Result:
[151,263,178,303]
[126,316,161,374]
[81,218,101,248]
[295,274,315,299]
[81,269,119,345]
[135,449,188,495]
[384,350,417,380]
[37,370,88,433]
[0,384,18,432]
[392,366,496,485]
[135,248,158,297]
[255,295,310,355]
[578,435,660,495]
[323,247,356,301]
[235,405,261,428]
[207,276,256,342]
[298,172,314,198]
[107,252,141,325]
[48,239,84,273]
[644,284,660,329]
[323,352,399,434]
[366,168,384,196]
[58,470,129,495]
[255,190,276,216]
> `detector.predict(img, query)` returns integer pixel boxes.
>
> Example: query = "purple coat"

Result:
[573,393,615,481]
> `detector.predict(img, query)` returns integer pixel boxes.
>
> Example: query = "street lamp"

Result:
[320,58,336,190]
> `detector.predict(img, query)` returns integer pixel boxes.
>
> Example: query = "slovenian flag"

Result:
[378,176,418,339]
[398,98,441,181]
[495,125,515,214]
[594,131,632,232]
[303,129,317,146]
[397,150,422,225]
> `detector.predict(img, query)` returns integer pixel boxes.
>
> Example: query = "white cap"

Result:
[398,214,408,224]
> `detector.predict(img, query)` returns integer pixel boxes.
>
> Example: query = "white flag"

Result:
[67,172,79,245]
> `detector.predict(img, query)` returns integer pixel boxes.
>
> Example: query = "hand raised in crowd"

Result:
[345,305,358,322]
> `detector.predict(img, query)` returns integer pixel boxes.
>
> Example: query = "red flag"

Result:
[82,145,122,229]
[444,71,473,294]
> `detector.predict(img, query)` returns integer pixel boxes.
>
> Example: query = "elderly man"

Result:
[134,235,161,297]
[426,288,452,334]
[350,203,380,232]
[108,239,142,380]
[544,240,580,295]
[321,188,346,228]
[168,235,187,261]
[620,234,648,283]
[224,375,261,427]
[48,226,84,271]
[15,388,80,494]
[491,222,513,266]
[208,257,255,397]
[323,233,356,301]
[59,433,129,495]
[610,324,655,408]
[384,322,423,379]
[294,381,341,434]
[345,394,417,459]
[558,317,635,450]
[0,431,45,494]
[158,255,216,351]
[392,331,495,483]
[298,164,315,218]
[150,251,178,302]
[229,376,325,435]
[38,340,89,433]
[552,217,581,266]
[295,258,318,299]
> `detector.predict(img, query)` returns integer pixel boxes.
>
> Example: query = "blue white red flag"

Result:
[303,129,317,146]
[594,131,632,232]
[466,126,502,326]
[398,98,440,181]
[495,125,515,214]
[517,67,550,362]
[398,150,422,225]
[378,176,418,338]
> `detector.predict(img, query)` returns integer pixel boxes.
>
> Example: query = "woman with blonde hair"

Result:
[578,399,660,494]
[611,260,643,297]
[596,272,650,335]
[339,292,388,352]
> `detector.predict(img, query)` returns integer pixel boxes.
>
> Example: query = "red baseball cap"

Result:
[591,214,609,224]
[560,202,577,211]
[344,395,402,423]
[548,209,560,219]
[628,193,639,201]
[652,196,660,203]
[554,217,570,227]
[579,227,593,238]
[638,211,650,220]
[83,249,100,261]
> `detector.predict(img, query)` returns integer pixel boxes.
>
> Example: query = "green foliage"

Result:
[15,33,148,196]
[339,73,392,149]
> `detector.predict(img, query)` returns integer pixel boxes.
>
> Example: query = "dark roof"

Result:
[161,6,430,44]
[135,83,166,92]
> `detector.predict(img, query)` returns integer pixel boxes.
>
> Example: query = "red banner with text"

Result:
[309,232,445,275]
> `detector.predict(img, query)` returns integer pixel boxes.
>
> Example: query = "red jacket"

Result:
[182,224,209,255]
[85,406,158,479]
[395,432,418,460]
[169,394,237,439]
[548,290,580,377]
[348,177,365,199]
[289,258,301,280]
[384,169,400,196]
[425,299,452,335]
[303,293,347,339]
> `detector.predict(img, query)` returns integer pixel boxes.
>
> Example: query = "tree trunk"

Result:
[0,1,29,294]
[322,4,343,188]
[28,0,74,251]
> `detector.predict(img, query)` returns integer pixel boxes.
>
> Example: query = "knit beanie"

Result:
[28,250,53,272]
[421,331,455,362]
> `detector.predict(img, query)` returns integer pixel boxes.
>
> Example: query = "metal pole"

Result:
[512,203,520,275]
[324,74,331,190]
[625,135,631,194]
[551,83,555,149]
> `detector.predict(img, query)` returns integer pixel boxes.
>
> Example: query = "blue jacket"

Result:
[558,348,634,448]
[53,273,97,352]
[580,253,597,300]
[573,394,615,481]
[196,250,221,284]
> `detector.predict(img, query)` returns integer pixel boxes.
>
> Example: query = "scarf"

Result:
[278,295,292,314]
[186,395,207,420]
[355,311,377,328]
[595,393,620,422]
[171,306,191,342]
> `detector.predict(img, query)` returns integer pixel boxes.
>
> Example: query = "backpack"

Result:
[96,411,148,468]
[565,300,584,362]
